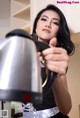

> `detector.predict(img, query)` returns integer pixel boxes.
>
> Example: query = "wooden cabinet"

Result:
[11,0,31,33]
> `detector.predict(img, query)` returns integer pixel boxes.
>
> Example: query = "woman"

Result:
[23,4,75,118]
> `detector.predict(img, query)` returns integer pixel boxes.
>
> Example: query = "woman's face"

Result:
[36,10,60,43]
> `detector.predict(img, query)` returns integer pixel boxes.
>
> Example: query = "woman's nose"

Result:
[45,22,51,28]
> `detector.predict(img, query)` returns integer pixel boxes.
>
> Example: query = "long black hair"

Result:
[32,4,75,55]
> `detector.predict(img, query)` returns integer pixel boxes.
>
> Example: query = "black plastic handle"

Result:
[36,41,57,93]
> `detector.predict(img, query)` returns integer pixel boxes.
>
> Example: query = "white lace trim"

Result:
[23,106,59,118]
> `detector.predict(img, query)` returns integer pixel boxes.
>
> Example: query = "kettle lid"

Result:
[6,29,32,40]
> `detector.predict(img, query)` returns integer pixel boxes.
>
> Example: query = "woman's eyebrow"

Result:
[41,15,48,18]
[52,18,60,22]
[41,15,60,21]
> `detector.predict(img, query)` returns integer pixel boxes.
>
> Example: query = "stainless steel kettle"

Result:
[0,29,42,105]
[0,29,57,105]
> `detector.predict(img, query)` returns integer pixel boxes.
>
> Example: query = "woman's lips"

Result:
[42,29,50,33]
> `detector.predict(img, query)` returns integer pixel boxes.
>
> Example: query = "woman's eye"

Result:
[41,18,47,21]
[52,22,59,26]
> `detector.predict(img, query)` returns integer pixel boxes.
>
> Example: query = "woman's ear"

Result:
[49,37,57,47]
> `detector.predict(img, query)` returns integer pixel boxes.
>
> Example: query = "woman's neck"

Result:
[38,37,49,44]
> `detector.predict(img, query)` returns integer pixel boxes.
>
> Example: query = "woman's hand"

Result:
[42,37,69,76]
[41,38,72,114]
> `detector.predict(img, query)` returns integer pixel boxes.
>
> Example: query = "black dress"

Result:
[22,65,70,118]
[33,67,70,118]
[51,113,69,118]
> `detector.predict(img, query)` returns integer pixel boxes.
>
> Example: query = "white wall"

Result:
[0,27,11,38]
[0,0,10,38]
[67,44,80,118]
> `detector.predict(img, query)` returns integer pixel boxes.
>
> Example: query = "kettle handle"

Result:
[36,41,57,93]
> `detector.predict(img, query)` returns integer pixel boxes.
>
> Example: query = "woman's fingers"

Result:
[49,37,57,47]
[45,60,68,75]
[41,47,69,75]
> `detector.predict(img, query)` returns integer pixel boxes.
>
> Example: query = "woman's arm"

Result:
[42,38,72,115]
[52,74,72,115]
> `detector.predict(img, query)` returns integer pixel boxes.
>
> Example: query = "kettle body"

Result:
[0,36,42,104]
